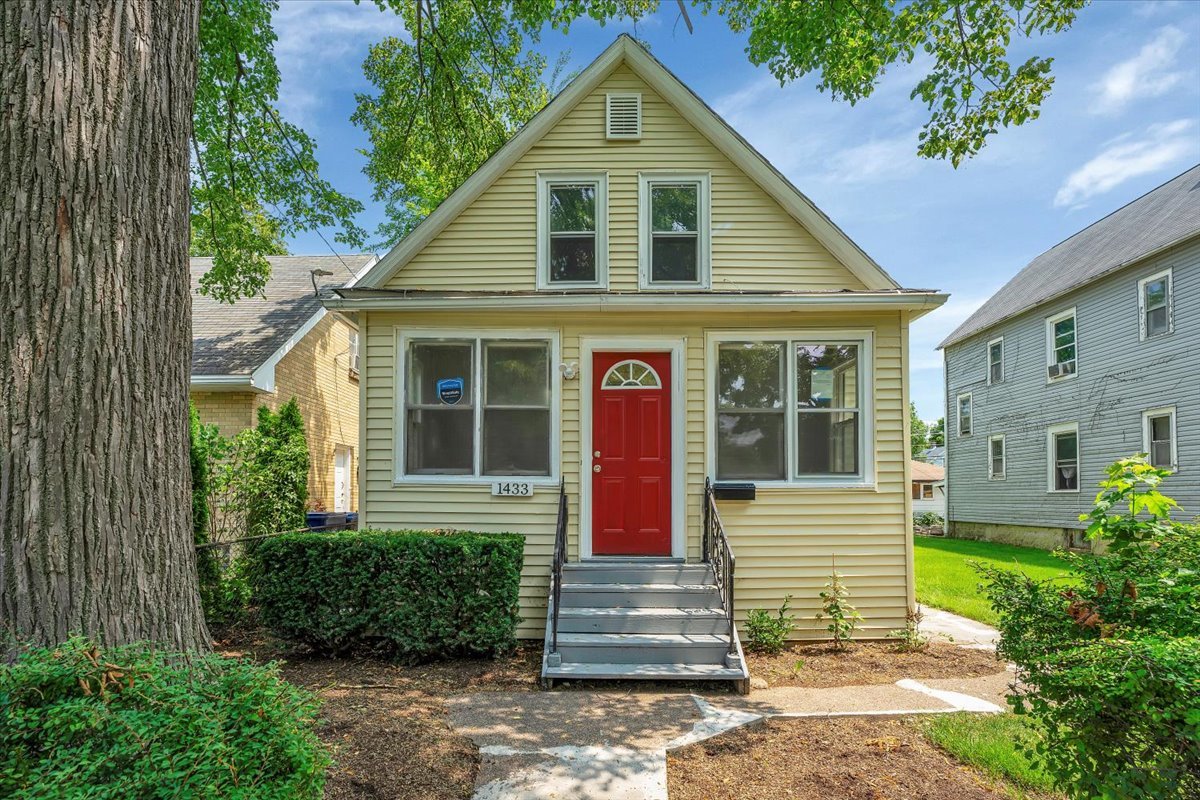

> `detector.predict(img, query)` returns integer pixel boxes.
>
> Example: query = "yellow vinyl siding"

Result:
[384,64,866,294]
[360,308,909,638]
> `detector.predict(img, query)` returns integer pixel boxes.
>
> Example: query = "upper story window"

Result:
[1142,407,1177,470]
[988,434,1006,480]
[1045,307,1077,382]
[348,329,360,376]
[1138,268,1173,339]
[987,337,1003,384]
[957,392,972,437]
[640,173,710,289]
[1047,422,1079,492]
[537,172,608,289]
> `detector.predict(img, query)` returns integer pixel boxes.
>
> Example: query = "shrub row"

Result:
[253,529,524,661]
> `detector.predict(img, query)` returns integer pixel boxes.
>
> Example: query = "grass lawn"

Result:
[919,713,1062,798]
[914,537,1072,625]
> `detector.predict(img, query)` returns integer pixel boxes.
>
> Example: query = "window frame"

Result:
[1046,421,1081,494]
[638,172,711,290]
[394,328,561,485]
[987,336,1004,385]
[1045,307,1078,383]
[536,171,609,290]
[348,328,360,376]
[1142,406,1177,471]
[957,392,972,437]
[1137,268,1173,340]
[706,330,875,489]
[988,433,1006,480]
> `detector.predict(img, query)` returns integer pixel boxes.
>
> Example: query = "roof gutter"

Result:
[188,374,271,393]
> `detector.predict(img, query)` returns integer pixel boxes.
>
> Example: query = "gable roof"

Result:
[351,34,900,292]
[910,460,945,482]
[191,254,375,386]
[940,164,1200,349]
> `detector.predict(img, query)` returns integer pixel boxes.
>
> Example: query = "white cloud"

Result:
[1053,119,1198,207]
[1092,26,1188,114]
[822,134,921,184]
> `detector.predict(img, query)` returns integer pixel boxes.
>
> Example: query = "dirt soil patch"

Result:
[668,716,1023,800]
[746,641,1004,688]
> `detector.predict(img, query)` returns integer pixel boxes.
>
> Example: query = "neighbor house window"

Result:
[1142,407,1177,470]
[1047,423,1079,492]
[402,334,555,478]
[713,335,871,483]
[957,393,972,437]
[1046,308,1077,380]
[1138,269,1173,339]
[537,173,607,288]
[921,484,934,499]
[640,173,710,287]
[987,337,1004,384]
[348,329,360,375]
[989,434,1006,480]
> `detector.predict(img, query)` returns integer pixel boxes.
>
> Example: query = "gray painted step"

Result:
[556,606,728,635]
[554,632,731,664]
[542,661,747,681]
[558,582,721,608]
[562,563,714,585]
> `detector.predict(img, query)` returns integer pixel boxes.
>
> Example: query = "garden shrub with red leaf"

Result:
[0,637,329,799]
[979,457,1200,800]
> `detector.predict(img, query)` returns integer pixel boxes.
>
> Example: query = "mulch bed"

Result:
[668,716,1021,800]
[746,641,1004,688]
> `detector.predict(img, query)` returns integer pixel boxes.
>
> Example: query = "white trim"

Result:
[246,306,329,393]
[339,253,380,290]
[188,374,269,392]
[358,313,370,529]
[351,35,898,292]
[1044,307,1078,384]
[536,171,609,289]
[705,330,877,489]
[986,336,1004,385]
[605,92,642,139]
[1137,267,1173,340]
[580,337,687,560]
[957,392,972,437]
[987,434,1006,481]
[1142,406,1178,470]
[638,172,711,289]
[393,327,562,486]
[1046,421,1081,493]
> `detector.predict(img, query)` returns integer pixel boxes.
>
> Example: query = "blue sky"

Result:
[274,0,1200,420]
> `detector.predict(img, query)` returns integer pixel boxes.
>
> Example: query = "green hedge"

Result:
[0,638,328,799]
[253,529,524,661]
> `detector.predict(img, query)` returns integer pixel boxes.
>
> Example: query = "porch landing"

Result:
[541,561,750,691]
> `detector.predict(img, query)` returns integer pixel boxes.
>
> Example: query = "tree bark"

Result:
[1,0,209,650]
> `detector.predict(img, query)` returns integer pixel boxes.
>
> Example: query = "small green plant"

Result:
[888,606,929,651]
[913,511,943,527]
[817,561,863,650]
[744,595,794,655]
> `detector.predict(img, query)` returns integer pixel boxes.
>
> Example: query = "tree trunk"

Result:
[0,0,209,650]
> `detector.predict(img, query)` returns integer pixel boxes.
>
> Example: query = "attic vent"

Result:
[606,93,641,140]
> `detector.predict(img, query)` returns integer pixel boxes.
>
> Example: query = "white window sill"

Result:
[393,475,561,488]
[1046,373,1078,385]
[1046,488,1080,494]
[724,480,879,492]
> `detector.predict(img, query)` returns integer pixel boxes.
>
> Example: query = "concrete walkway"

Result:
[919,607,1002,649]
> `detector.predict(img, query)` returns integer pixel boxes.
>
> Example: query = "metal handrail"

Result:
[549,478,568,654]
[703,478,737,656]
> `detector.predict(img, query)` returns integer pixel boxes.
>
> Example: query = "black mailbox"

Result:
[712,482,756,501]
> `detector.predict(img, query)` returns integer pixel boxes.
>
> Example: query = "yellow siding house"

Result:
[327,37,946,688]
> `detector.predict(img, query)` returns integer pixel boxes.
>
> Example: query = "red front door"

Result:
[591,351,672,556]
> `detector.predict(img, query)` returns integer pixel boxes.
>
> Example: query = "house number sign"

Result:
[492,481,534,497]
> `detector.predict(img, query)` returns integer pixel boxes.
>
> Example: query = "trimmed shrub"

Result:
[0,638,328,799]
[253,529,524,661]
[745,596,794,655]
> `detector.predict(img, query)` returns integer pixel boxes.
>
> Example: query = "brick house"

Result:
[190,254,373,513]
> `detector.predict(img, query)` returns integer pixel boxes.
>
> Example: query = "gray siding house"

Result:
[939,165,1200,550]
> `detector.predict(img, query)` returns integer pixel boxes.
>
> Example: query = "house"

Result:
[919,444,945,467]
[939,166,1199,551]
[190,254,374,515]
[910,460,946,518]
[326,36,946,687]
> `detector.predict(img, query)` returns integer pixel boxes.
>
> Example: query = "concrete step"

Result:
[556,606,729,635]
[558,582,721,608]
[542,661,747,681]
[562,562,714,585]
[554,632,732,664]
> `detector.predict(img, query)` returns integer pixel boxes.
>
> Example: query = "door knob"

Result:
[593,464,601,473]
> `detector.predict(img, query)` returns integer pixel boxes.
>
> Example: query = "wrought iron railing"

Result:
[549,478,568,655]
[703,478,737,655]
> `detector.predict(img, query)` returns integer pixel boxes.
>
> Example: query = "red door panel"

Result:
[591,352,672,556]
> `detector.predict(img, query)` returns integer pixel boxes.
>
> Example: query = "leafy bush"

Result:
[246,399,309,537]
[913,511,943,527]
[888,606,929,651]
[817,566,863,650]
[745,595,794,654]
[0,638,328,799]
[979,457,1200,799]
[189,403,222,616]
[253,529,524,661]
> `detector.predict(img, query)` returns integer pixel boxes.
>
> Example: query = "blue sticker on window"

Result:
[437,378,464,405]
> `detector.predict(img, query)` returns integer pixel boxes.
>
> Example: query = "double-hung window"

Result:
[1142,407,1177,470]
[1046,308,1077,381]
[640,173,710,288]
[987,337,1003,384]
[1138,269,1172,339]
[713,334,871,484]
[988,434,1006,480]
[537,173,607,288]
[1047,422,1079,492]
[348,329,360,376]
[957,393,972,437]
[401,334,556,479]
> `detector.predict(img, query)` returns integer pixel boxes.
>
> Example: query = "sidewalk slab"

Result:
[920,607,1001,648]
